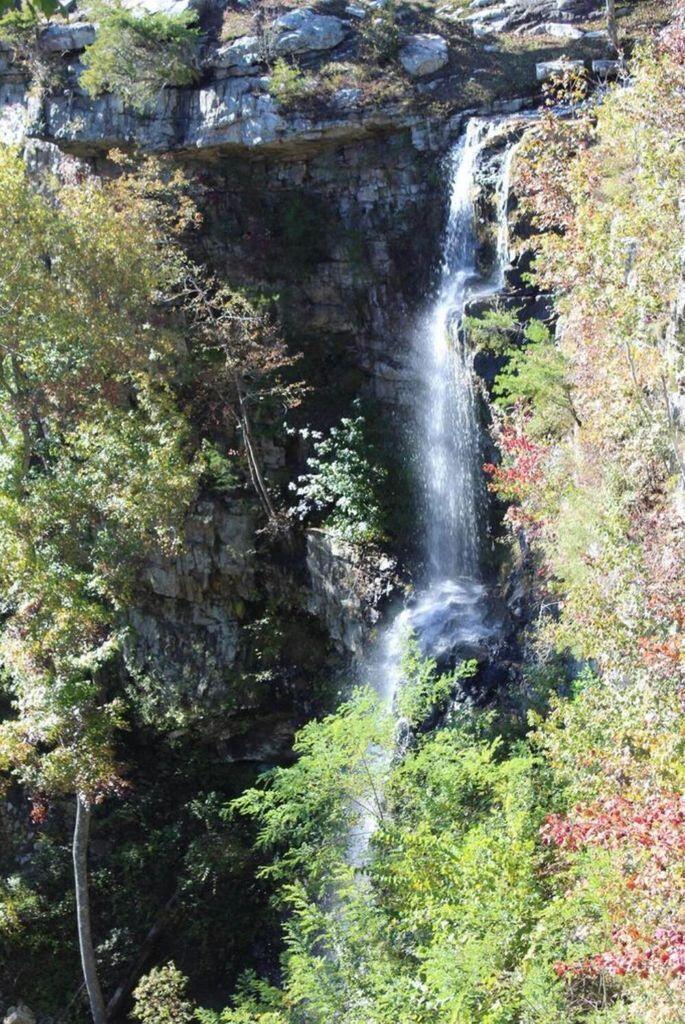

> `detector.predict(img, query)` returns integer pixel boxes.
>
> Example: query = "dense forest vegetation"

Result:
[0,0,684,1022]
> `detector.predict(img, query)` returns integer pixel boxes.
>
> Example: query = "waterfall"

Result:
[348,117,518,866]
[418,119,489,583]
[389,118,518,677]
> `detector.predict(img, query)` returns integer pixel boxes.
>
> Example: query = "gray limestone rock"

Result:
[536,57,585,81]
[592,58,623,76]
[39,22,96,53]
[399,33,449,77]
[214,35,261,74]
[466,0,603,36]
[273,9,347,55]
[528,21,584,38]
[120,0,198,15]
[4,1007,36,1024]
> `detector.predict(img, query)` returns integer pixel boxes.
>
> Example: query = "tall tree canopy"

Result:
[0,146,201,1022]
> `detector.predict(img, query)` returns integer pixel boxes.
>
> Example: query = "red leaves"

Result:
[485,423,549,541]
[29,796,49,825]
[484,424,546,505]
[554,928,685,981]
[542,795,685,855]
[545,795,685,981]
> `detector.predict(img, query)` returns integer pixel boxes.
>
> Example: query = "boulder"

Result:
[4,1006,36,1024]
[214,35,261,73]
[399,33,449,77]
[273,9,346,55]
[39,22,95,52]
[535,58,585,81]
[592,58,623,76]
[529,21,584,38]
[466,0,604,36]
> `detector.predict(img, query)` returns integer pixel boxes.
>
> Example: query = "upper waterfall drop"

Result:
[384,117,520,692]
[417,119,489,584]
[348,117,519,866]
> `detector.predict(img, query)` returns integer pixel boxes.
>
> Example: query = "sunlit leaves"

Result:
[0,147,199,798]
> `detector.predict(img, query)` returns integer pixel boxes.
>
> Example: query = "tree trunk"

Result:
[73,793,107,1024]
[235,384,278,525]
[606,0,619,54]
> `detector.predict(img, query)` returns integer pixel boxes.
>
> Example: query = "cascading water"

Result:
[419,119,489,584]
[382,118,518,685]
[349,118,519,865]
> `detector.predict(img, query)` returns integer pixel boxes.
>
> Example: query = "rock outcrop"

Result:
[399,33,449,77]
[306,529,398,656]
[465,0,603,37]
[273,8,347,54]
[0,0,638,723]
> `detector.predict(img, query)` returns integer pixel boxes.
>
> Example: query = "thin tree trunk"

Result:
[73,793,107,1024]
[235,385,278,524]
[606,0,619,55]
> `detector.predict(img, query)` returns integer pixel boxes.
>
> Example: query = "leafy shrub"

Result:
[0,3,55,92]
[199,439,239,494]
[397,631,476,727]
[492,319,579,438]
[133,962,195,1024]
[462,305,519,355]
[291,405,387,544]
[267,57,314,106]
[80,1,200,113]
[359,0,400,65]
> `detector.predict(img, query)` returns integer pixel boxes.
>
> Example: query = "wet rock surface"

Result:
[306,529,399,656]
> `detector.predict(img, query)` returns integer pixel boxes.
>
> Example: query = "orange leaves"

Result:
[545,794,685,981]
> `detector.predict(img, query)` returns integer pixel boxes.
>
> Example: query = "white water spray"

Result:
[348,118,520,865]
[381,118,518,693]
[418,119,489,583]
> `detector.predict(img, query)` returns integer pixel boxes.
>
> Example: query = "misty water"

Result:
[349,117,519,863]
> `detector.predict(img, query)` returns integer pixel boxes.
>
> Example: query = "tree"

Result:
[606,0,620,55]
[0,148,200,1022]
[80,1,201,114]
[182,275,303,529]
[492,320,581,438]
[221,686,547,1024]
[291,402,387,543]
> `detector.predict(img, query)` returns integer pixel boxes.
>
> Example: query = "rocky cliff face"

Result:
[0,0,623,741]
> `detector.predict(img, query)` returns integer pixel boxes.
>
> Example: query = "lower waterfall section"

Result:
[349,116,522,865]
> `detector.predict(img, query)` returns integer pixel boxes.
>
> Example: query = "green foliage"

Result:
[216,693,550,1024]
[462,305,519,355]
[196,973,287,1024]
[199,439,239,494]
[483,31,685,1023]
[133,962,195,1024]
[493,320,579,438]
[0,148,199,693]
[0,0,58,13]
[267,58,314,106]
[232,689,393,893]
[80,1,200,113]
[292,404,387,544]
[0,875,41,939]
[0,4,42,82]
[396,630,476,727]
[359,0,400,65]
